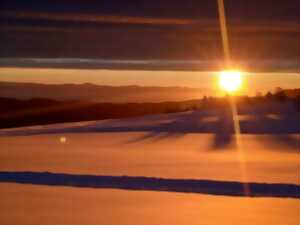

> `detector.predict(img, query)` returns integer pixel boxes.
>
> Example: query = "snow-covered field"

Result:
[1,183,299,225]
[0,107,300,224]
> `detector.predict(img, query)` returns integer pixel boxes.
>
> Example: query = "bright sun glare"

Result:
[218,70,243,93]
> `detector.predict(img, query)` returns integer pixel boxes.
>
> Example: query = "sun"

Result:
[218,70,243,93]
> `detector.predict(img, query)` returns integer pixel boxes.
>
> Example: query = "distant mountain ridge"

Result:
[0,82,208,103]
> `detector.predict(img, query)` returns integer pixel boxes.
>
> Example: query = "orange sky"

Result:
[0,67,300,96]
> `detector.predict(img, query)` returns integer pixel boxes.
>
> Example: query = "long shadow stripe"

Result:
[0,171,299,198]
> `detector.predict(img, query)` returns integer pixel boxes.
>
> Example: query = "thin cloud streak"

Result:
[2,11,299,33]
[1,11,212,26]
[1,58,300,72]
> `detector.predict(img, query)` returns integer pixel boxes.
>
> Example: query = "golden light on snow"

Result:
[218,70,243,93]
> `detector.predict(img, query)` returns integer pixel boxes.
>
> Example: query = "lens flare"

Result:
[218,70,243,93]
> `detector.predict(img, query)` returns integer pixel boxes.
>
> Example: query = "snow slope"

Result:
[0,105,300,224]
